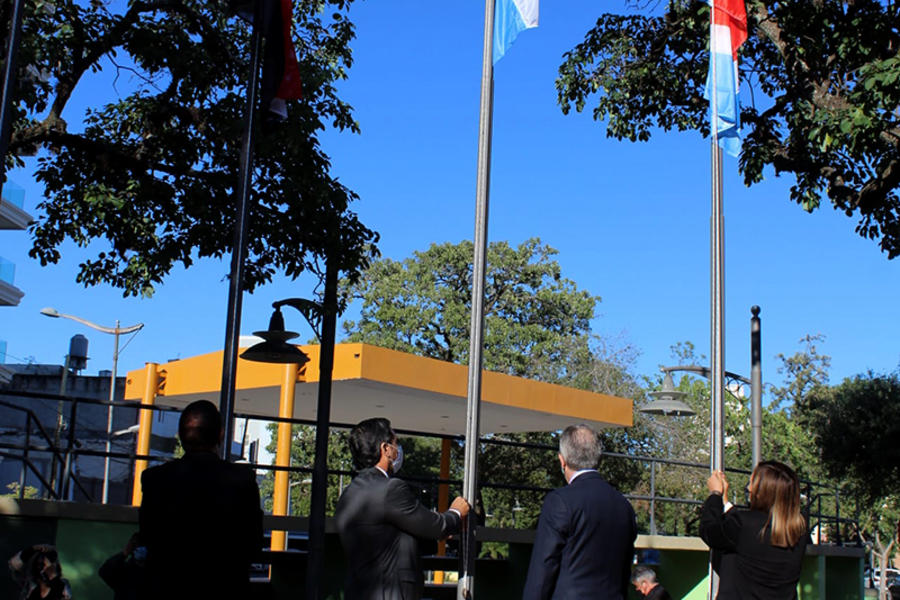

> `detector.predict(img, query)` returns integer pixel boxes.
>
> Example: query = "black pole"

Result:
[61,397,79,498]
[305,259,337,600]
[750,306,762,468]
[0,0,26,178]
[219,3,262,461]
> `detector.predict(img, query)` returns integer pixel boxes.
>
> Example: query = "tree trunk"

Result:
[874,531,895,600]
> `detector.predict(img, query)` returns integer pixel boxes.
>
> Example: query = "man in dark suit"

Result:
[335,417,470,600]
[139,400,263,600]
[523,424,637,600]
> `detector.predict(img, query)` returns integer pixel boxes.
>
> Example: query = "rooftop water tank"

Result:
[68,334,88,371]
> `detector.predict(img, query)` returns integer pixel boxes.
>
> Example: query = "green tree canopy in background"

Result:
[341,238,648,537]
[804,371,900,598]
[2,0,377,296]
[558,0,900,258]
[805,370,900,503]
[342,238,598,379]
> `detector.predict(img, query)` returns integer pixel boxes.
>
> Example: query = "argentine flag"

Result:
[704,0,747,157]
[493,0,538,63]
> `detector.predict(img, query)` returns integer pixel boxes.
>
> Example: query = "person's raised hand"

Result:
[450,496,471,519]
[707,470,729,498]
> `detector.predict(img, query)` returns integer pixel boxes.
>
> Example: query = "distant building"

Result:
[0,363,151,504]
[0,180,29,308]
[1,181,30,370]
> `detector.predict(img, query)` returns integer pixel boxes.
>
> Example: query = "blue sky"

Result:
[2,0,899,394]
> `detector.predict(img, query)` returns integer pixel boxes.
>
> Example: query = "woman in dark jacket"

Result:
[700,460,809,600]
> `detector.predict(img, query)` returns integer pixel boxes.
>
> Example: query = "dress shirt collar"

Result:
[567,469,595,484]
[374,465,389,478]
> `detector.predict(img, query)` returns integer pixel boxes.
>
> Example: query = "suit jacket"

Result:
[700,494,808,600]
[644,584,673,600]
[523,471,637,600]
[139,451,263,600]
[335,467,462,600]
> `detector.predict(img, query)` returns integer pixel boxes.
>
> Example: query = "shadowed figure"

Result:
[99,532,147,600]
[8,544,71,600]
[139,400,263,600]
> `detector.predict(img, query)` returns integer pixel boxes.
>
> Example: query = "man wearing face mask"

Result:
[336,417,470,600]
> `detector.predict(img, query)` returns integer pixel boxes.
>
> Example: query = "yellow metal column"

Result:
[270,362,299,551]
[434,437,452,584]
[131,363,159,506]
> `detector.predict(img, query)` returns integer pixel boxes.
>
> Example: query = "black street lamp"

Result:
[241,262,337,600]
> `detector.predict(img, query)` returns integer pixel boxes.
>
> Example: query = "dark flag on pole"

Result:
[260,0,303,121]
[229,0,303,122]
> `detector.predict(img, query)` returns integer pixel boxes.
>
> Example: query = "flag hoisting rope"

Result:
[459,1,537,598]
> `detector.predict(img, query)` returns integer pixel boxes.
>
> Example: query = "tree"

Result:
[259,425,353,516]
[804,371,900,600]
[805,371,900,503]
[342,238,598,379]
[769,334,831,411]
[342,239,647,549]
[759,334,830,482]
[3,0,377,296]
[557,1,900,258]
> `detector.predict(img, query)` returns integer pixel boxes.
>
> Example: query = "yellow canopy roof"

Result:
[124,343,632,435]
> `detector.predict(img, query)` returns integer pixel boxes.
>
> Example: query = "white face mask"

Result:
[391,444,404,474]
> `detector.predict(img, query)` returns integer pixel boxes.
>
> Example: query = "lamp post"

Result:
[240,259,338,600]
[40,307,143,503]
[639,307,762,468]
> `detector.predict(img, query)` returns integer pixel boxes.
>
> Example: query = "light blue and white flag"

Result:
[493,0,538,63]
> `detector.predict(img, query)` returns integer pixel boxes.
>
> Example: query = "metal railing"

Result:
[0,389,860,544]
[0,399,92,500]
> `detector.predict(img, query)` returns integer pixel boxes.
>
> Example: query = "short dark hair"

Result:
[178,400,222,452]
[349,418,394,470]
[559,424,603,470]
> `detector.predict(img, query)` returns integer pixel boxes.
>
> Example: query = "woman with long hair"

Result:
[700,460,809,600]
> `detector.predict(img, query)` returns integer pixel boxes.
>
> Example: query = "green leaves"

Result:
[342,238,599,379]
[559,0,900,259]
[10,0,378,296]
[804,371,900,503]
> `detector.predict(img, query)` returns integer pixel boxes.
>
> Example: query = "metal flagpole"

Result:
[219,2,263,461]
[458,0,495,598]
[708,0,726,597]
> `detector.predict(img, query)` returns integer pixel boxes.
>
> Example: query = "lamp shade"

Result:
[239,307,310,364]
[240,339,310,365]
[639,372,696,417]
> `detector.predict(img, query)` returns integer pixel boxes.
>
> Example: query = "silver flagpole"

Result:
[708,1,726,598]
[458,1,495,598]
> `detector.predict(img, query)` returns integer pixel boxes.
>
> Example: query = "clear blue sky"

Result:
[3,0,899,394]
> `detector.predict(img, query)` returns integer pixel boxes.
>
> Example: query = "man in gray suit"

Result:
[336,417,470,600]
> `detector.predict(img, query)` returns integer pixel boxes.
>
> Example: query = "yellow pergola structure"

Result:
[124,342,633,549]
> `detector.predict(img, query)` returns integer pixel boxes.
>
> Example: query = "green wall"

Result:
[57,518,136,600]
[0,506,865,600]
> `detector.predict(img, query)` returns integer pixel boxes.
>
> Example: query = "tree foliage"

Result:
[342,239,648,543]
[260,425,352,516]
[342,238,598,379]
[805,370,900,503]
[558,0,900,257]
[3,0,377,296]
[804,371,900,596]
